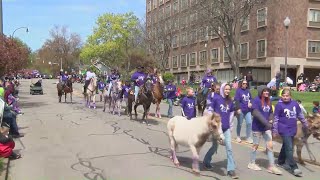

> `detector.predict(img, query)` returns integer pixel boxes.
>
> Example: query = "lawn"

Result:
[176,85,319,113]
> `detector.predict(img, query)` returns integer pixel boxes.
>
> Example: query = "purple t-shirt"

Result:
[98,82,105,90]
[131,72,147,87]
[202,75,217,88]
[234,88,252,113]
[251,96,272,132]
[273,100,307,136]
[122,85,131,98]
[165,84,176,99]
[206,93,234,132]
[181,96,196,120]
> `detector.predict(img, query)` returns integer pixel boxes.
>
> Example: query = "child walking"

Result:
[180,88,196,120]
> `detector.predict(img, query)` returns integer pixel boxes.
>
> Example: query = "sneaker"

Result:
[227,170,239,179]
[246,138,253,144]
[203,163,214,170]
[248,163,262,171]
[293,169,303,177]
[267,166,282,175]
[236,137,242,143]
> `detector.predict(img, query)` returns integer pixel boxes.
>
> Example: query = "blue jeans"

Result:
[134,86,140,102]
[278,136,298,170]
[203,87,209,95]
[251,131,275,166]
[236,111,252,139]
[203,129,236,171]
[167,99,173,117]
[106,82,112,96]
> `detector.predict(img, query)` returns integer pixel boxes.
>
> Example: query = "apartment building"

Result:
[146,0,320,84]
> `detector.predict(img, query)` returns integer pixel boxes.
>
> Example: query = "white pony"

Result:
[85,77,97,109]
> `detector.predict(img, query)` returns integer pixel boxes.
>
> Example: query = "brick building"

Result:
[146,0,320,84]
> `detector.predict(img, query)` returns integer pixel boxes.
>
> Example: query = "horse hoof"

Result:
[174,162,180,167]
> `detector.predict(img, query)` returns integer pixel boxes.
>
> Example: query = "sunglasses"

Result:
[242,83,248,85]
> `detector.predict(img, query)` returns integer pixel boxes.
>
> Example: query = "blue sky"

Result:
[3,0,146,51]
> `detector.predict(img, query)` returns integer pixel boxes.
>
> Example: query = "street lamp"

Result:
[283,17,290,82]
[12,27,29,38]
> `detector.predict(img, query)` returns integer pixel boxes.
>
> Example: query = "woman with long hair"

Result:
[248,85,282,175]
[203,83,239,179]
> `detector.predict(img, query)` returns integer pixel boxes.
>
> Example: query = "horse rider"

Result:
[83,68,96,94]
[131,66,147,103]
[106,69,121,96]
[60,71,69,88]
[148,68,159,85]
[201,68,217,96]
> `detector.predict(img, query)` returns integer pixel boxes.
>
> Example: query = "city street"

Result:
[8,79,320,180]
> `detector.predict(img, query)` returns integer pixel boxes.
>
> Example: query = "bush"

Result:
[163,72,174,82]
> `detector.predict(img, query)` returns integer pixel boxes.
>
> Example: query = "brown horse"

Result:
[152,74,164,118]
[57,78,74,103]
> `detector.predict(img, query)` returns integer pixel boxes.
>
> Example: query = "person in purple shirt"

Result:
[131,66,147,103]
[121,81,131,115]
[203,83,239,179]
[272,89,308,177]
[106,69,121,97]
[181,88,196,120]
[234,80,253,144]
[164,80,176,118]
[247,85,282,175]
[201,68,217,96]
[97,79,106,102]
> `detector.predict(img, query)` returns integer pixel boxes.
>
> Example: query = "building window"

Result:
[173,0,179,14]
[180,16,187,29]
[241,16,249,32]
[211,48,219,64]
[199,51,207,65]
[198,27,207,41]
[180,0,188,11]
[190,12,197,25]
[240,42,249,60]
[153,0,158,9]
[180,54,187,67]
[257,39,267,58]
[173,18,179,30]
[165,4,171,18]
[190,0,197,6]
[189,30,197,44]
[158,8,163,21]
[257,8,267,28]
[180,32,187,46]
[165,19,171,31]
[159,0,164,5]
[189,52,197,66]
[172,56,178,68]
[147,0,152,12]
[172,35,178,48]
[308,40,320,58]
[309,9,320,27]
[223,47,230,62]
[165,58,170,69]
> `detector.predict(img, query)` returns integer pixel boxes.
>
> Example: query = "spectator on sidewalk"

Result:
[247,71,253,89]
[312,101,320,115]
[0,123,21,159]
[2,106,23,138]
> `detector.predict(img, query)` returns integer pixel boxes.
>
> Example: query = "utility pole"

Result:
[0,0,3,35]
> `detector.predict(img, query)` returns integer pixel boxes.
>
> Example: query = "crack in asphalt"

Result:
[71,153,107,180]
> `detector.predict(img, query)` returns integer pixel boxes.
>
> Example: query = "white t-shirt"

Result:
[86,71,96,80]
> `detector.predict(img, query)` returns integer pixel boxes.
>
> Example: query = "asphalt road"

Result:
[8,79,320,180]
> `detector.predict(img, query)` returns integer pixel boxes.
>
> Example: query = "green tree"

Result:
[80,12,143,77]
